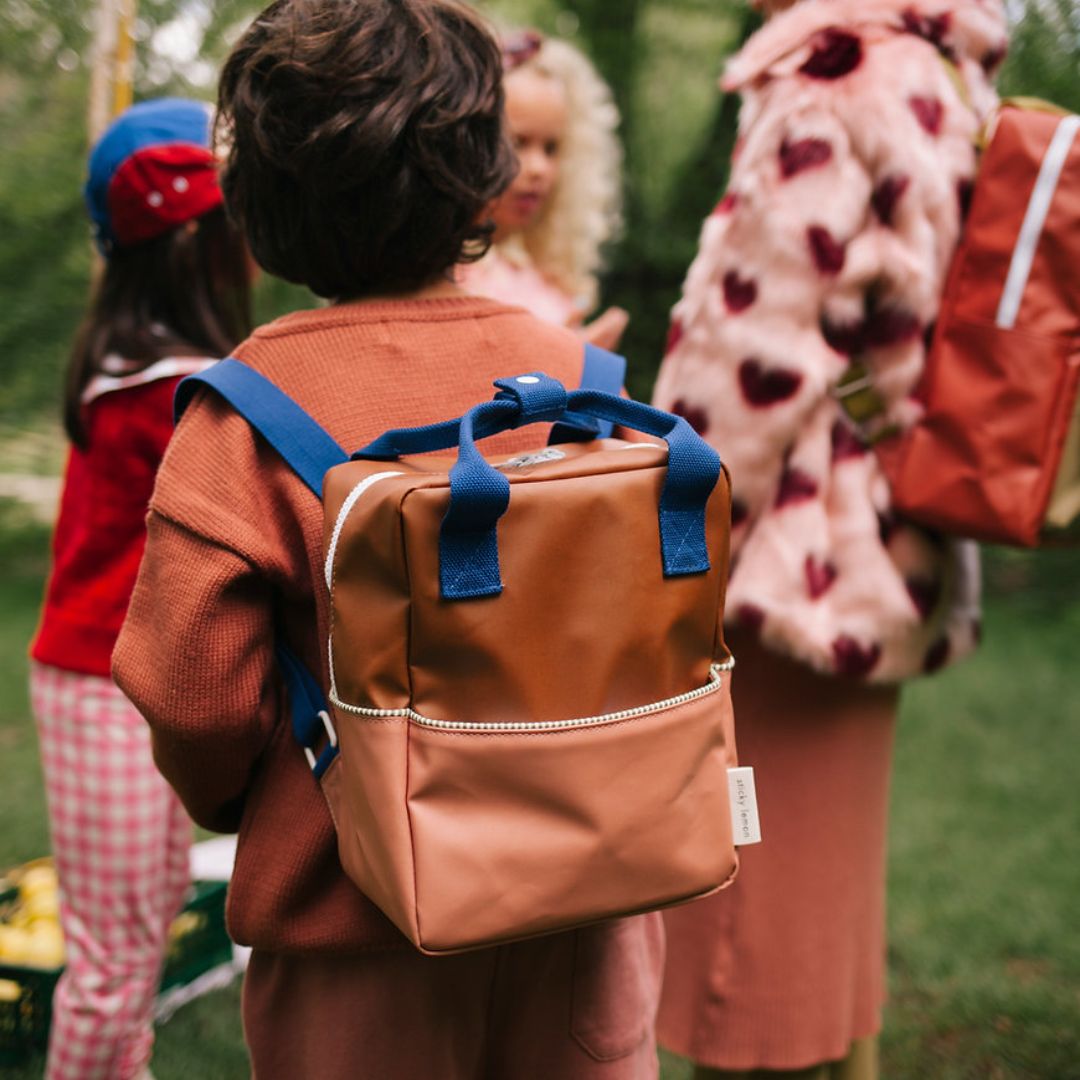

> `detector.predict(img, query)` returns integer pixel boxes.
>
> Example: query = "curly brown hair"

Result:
[217,0,516,299]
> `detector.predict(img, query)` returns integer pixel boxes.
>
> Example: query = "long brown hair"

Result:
[64,205,252,447]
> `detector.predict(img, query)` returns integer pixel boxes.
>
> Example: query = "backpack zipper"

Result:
[329,656,734,732]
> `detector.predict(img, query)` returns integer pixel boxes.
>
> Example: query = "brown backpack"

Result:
[178,356,741,954]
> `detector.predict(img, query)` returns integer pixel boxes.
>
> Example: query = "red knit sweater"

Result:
[32,361,212,676]
[112,297,588,952]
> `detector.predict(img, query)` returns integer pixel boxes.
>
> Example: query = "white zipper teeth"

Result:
[328,656,734,732]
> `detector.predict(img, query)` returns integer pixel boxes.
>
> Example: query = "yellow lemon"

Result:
[7,907,32,930]
[0,925,32,965]
[19,866,58,901]
[22,891,60,923]
[168,911,203,941]
[21,924,64,969]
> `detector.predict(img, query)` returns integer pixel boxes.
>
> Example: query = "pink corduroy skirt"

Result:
[659,633,898,1073]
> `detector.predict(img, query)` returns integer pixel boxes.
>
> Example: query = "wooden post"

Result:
[87,0,139,144]
[112,0,138,118]
[87,0,117,144]
[87,0,139,271]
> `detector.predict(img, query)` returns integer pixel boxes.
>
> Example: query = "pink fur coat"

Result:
[653,0,1008,682]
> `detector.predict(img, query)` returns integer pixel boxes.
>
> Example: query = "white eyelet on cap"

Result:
[516,375,540,384]
[147,191,164,208]
[173,176,189,193]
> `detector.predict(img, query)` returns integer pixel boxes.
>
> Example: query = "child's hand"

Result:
[579,307,629,352]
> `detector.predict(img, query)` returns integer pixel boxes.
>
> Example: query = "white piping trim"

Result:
[329,657,735,733]
[81,356,217,405]
[324,471,404,590]
[328,632,339,705]
[995,114,1080,330]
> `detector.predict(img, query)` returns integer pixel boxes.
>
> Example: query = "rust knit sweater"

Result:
[112,296,587,952]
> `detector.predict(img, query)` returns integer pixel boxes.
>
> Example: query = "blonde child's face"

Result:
[490,67,568,242]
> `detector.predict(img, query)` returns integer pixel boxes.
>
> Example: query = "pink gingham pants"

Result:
[31,663,191,1080]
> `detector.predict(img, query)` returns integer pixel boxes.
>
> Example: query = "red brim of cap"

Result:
[107,143,224,247]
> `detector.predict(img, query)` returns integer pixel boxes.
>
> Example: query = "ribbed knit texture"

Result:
[112,296,587,952]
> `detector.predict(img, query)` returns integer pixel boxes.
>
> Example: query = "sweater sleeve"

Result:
[112,510,280,833]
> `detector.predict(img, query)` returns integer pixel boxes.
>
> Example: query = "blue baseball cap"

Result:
[85,97,223,254]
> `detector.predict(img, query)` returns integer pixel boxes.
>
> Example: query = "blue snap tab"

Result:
[492,372,568,424]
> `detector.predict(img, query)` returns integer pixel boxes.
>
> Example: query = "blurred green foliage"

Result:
[998,0,1080,112]
[0,0,1077,419]
[0,0,311,426]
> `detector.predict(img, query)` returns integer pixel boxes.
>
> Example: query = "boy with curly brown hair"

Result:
[112,1,663,1077]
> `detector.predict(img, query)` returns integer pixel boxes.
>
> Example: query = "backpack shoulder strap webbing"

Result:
[174,357,347,498]
[174,358,344,776]
[549,343,627,444]
[581,342,627,398]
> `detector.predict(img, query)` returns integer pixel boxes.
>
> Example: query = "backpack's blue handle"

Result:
[355,372,722,600]
[352,346,626,461]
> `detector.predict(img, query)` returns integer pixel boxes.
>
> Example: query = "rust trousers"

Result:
[243,913,665,1079]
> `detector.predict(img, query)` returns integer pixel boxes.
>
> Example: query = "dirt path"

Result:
[0,474,61,524]
[0,422,65,525]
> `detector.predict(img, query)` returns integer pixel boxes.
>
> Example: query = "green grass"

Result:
[882,549,1080,1080]
[2,499,1078,1077]
[0,502,53,873]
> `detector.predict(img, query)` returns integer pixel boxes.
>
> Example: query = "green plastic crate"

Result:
[160,880,233,991]
[0,963,61,1065]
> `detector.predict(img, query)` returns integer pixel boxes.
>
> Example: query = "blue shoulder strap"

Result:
[174,357,347,498]
[174,358,345,775]
[549,343,626,444]
[276,643,338,779]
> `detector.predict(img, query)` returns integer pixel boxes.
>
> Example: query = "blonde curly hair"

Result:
[499,34,623,313]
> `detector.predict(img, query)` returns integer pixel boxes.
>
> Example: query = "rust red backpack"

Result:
[849,104,1080,546]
